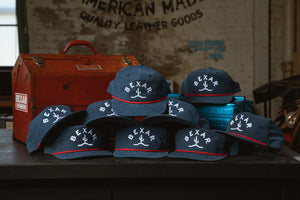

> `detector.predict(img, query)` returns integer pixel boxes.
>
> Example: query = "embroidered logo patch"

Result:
[70,127,98,147]
[184,129,211,149]
[229,113,253,132]
[42,106,67,124]
[193,75,219,91]
[127,128,156,147]
[98,101,117,116]
[124,81,152,99]
[168,100,184,116]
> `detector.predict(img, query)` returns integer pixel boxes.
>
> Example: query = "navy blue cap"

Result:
[141,98,210,130]
[113,126,169,158]
[168,127,235,161]
[44,125,112,159]
[181,67,241,104]
[26,105,86,154]
[84,99,139,129]
[215,112,284,155]
[107,65,171,116]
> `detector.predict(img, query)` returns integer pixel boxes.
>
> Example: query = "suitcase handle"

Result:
[58,40,101,55]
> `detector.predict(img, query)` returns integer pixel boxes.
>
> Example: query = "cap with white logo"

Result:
[26,105,86,154]
[215,112,284,155]
[181,67,241,104]
[84,99,139,129]
[168,127,235,161]
[141,98,210,130]
[107,65,171,116]
[113,125,169,158]
[44,125,112,159]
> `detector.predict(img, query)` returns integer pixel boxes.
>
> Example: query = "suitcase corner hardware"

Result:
[121,57,132,65]
[32,56,45,68]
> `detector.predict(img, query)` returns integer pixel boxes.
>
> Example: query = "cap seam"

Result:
[52,148,109,155]
[175,149,228,156]
[115,148,168,152]
[228,131,269,147]
[112,95,167,104]
[184,93,235,97]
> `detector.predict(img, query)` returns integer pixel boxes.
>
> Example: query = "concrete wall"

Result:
[25,0,283,116]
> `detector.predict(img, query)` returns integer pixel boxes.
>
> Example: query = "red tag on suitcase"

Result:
[11,40,139,143]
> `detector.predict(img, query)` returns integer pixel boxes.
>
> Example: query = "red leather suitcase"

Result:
[12,40,139,143]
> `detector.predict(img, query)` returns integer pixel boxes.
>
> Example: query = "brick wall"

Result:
[25,0,283,117]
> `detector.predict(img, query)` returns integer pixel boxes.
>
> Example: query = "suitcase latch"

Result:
[32,56,45,68]
[121,57,132,65]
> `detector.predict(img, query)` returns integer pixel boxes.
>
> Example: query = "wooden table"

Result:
[1,129,300,200]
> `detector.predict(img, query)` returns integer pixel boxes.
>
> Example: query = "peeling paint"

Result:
[186,40,225,60]
[34,7,74,31]
[27,0,261,99]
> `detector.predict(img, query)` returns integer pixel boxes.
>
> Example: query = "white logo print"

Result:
[168,100,184,116]
[128,128,156,146]
[194,75,219,91]
[230,114,252,132]
[184,129,211,149]
[42,107,67,124]
[124,81,152,99]
[99,101,117,116]
[70,128,98,147]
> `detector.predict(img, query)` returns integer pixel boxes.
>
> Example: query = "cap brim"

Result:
[52,150,112,159]
[27,123,42,154]
[113,150,168,158]
[86,116,139,129]
[214,129,270,149]
[111,98,167,116]
[141,115,196,130]
[183,95,234,104]
[168,151,227,161]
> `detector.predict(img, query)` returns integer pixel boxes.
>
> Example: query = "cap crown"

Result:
[65,126,102,148]
[27,105,84,153]
[84,99,118,125]
[84,99,138,128]
[175,128,227,154]
[116,126,168,149]
[141,98,210,129]
[166,99,210,128]
[44,125,111,159]
[167,98,194,117]
[181,67,240,95]
[107,65,171,102]
[39,105,71,125]
[226,112,284,150]
[87,99,117,117]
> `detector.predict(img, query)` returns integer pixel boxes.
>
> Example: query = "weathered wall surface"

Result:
[270,0,284,118]
[25,0,283,115]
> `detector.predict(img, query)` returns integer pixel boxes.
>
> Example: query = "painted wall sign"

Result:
[81,0,202,15]
[186,40,226,60]
[80,0,204,31]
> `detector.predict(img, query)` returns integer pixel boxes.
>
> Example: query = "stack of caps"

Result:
[106,64,213,159]
[175,67,284,159]
[26,65,284,161]
[26,105,113,159]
